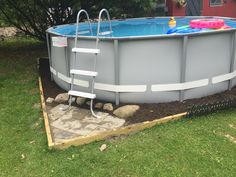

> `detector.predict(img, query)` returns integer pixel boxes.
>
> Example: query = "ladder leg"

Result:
[89,74,101,118]
[68,95,73,107]
[63,72,75,111]
[90,99,101,118]
[62,95,72,111]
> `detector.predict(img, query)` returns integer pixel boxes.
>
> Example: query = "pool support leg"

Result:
[46,33,53,81]
[65,38,70,80]
[229,31,236,90]
[114,40,120,105]
[180,36,188,102]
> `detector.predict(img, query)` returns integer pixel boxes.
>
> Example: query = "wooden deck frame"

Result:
[38,76,187,149]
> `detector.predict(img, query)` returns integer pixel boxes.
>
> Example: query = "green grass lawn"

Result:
[0,38,236,177]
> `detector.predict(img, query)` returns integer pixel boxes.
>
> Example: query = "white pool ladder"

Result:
[67,9,112,118]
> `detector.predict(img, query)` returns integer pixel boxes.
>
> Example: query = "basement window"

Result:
[210,0,222,6]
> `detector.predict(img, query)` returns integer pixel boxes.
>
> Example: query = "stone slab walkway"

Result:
[47,104,125,143]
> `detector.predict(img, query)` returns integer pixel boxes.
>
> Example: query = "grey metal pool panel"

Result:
[184,33,231,100]
[47,17,236,104]
[118,38,181,102]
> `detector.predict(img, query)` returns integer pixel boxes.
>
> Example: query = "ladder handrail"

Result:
[75,9,93,47]
[97,9,113,39]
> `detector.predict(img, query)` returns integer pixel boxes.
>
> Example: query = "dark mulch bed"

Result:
[39,58,236,125]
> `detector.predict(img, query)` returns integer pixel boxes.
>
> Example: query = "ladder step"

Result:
[72,48,100,54]
[78,30,90,35]
[68,90,96,99]
[99,31,113,36]
[70,69,98,77]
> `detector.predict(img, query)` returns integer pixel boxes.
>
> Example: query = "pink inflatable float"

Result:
[190,19,226,29]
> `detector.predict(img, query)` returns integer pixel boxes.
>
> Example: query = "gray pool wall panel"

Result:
[184,33,231,100]
[48,30,236,104]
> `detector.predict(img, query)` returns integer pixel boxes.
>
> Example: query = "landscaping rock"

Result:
[113,105,140,119]
[76,97,86,105]
[103,103,113,111]
[86,100,91,106]
[95,102,103,109]
[99,144,107,152]
[21,154,25,160]
[54,93,69,103]
[46,97,54,104]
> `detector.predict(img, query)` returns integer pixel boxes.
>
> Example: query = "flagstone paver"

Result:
[47,104,125,143]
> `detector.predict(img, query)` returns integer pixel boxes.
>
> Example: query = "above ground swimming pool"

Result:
[46,16,236,104]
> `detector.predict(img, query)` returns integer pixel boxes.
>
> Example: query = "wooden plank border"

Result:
[38,76,54,148]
